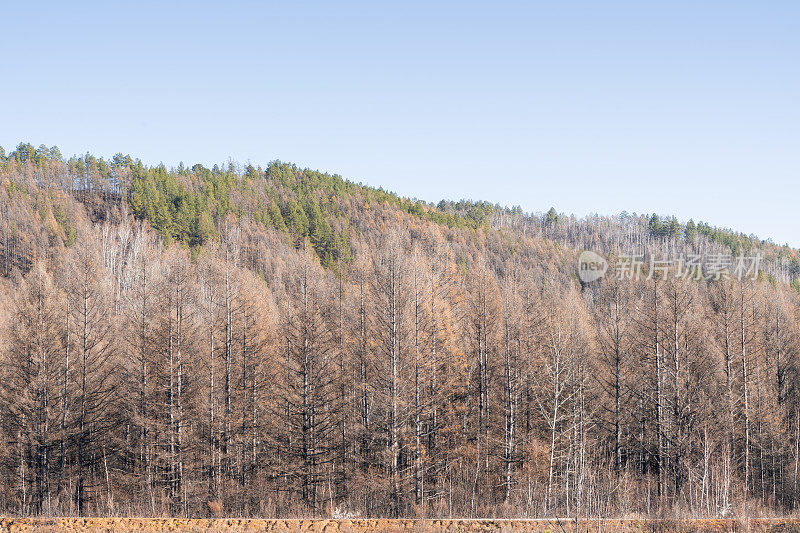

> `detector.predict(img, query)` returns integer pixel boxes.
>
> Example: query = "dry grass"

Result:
[0,518,798,532]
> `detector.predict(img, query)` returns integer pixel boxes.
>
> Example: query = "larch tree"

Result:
[0,263,64,515]
[61,236,117,516]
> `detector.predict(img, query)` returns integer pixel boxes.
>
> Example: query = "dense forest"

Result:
[1,142,799,520]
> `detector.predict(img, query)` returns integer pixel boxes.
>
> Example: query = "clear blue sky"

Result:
[2,2,798,246]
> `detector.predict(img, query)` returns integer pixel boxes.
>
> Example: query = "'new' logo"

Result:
[577,251,607,283]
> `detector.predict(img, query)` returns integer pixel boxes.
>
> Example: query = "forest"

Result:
[0,142,799,520]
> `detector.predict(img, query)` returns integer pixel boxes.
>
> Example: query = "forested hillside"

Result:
[1,142,799,520]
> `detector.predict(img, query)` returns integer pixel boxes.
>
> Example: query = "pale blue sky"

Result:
[1,2,798,246]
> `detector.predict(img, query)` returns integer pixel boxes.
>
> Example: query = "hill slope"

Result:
[0,142,798,519]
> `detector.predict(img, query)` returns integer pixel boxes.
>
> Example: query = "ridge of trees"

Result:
[5,142,795,278]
